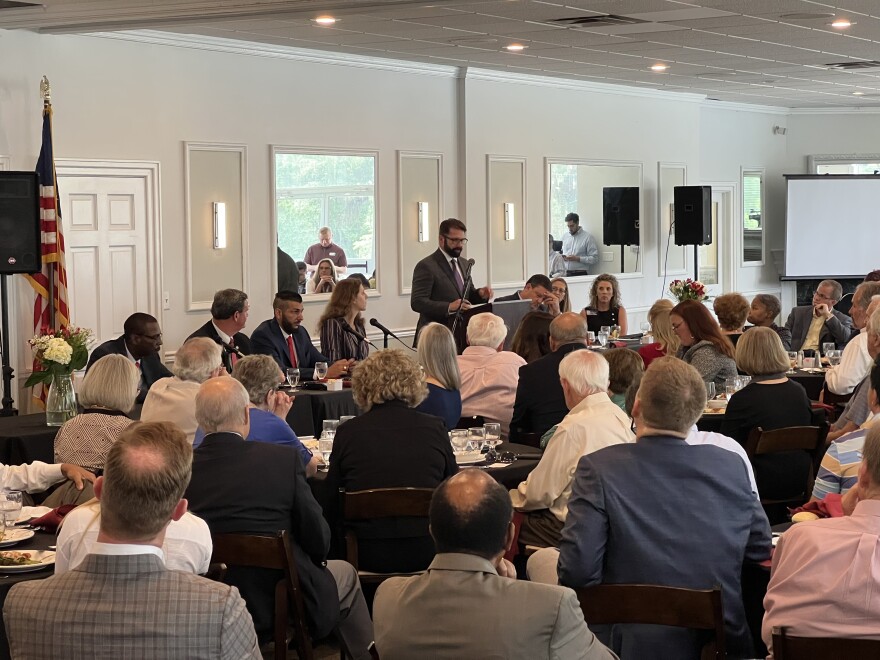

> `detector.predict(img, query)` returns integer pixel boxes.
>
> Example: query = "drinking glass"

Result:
[450,430,468,454]
[318,438,333,471]
[822,342,835,358]
[586,331,596,345]
[322,419,339,438]
[705,382,716,403]
[736,376,751,390]
[0,491,22,528]
[483,422,502,459]
[597,331,609,348]
[600,326,612,335]
[724,377,738,398]
[640,321,651,335]
[827,350,842,366]
[314,362,329,380]
[286,368,300,388]
[786,352,798,372]
[467,427,485,452]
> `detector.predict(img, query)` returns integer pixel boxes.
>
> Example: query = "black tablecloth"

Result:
[285,389,359,437]
[788,369,826,401]
[0,415,57,466]
[0,531,57,660]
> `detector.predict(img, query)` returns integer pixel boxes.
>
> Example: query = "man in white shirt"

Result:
[0,460,92,496]
[825,285,880,395]
[510,350,634,548]
[457,313,526,438]
[561,213,599,276]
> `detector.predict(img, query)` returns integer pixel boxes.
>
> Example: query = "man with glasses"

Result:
[86,312,172,403]
[785,279,853,351]
[410,218,493,344]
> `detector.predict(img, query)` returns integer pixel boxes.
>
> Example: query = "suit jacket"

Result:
[374,553,616,660]
[187,321,253,373]
[185,432,339,640]
[86,336,172,403]
[410,248,488,343]
[785,305,852,351]
[558,436,771,659]
[510,342,587,441]
[250,318,329,379]
[4,552,260,660]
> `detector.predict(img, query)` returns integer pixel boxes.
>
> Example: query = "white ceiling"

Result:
[4,0,880,107]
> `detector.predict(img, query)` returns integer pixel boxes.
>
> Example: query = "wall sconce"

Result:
[417,201,429,242]
[504,202,515,240]
[213,202,226,249]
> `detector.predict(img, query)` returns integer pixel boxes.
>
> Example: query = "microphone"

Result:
[341,320,379,351]
[214,337,244,358]
[369,318,414,351]
[465,258,475,274]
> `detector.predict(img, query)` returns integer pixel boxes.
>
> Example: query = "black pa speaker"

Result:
[0,172,41,274]
[673,185,712,246]
[602,187,640,246]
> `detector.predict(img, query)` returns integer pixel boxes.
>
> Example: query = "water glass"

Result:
[1,491,22,528]
[736,375,751,390]
[786,352,798,371]
[822,342,835,357]
[827,350,842,366]
[322,419,339,438]
[724,377,738,398]
[467,427,485,452]
[600,326,612,335]
[286,368,300,388]
[483,422,502,447]
[586,331,596,345]
[597,331,609,348]
[705,382,716,403]
[450,430,468,454]
[318,438,333,471]
[314,362,329,380]
[640,321,651,335]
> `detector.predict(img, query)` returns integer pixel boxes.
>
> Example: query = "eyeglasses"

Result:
[551,287,566,296]
[813,291,836,301]
[442,235,468,245]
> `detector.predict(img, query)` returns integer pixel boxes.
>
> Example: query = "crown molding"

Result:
[788,106,880,115]
[91,30,459,78]
[699,98,790,116]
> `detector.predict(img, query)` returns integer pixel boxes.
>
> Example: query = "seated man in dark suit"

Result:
[530,357,771,659]
[86,312,172,403]
[509,312,588,441]
[250,290,351,380]
[785,279,852,351]
[185,378,373,659]
[187,288,253,373]
[494,273,560,316]
[5,421,261,659]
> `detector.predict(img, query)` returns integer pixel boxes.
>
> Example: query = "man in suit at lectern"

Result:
[410,218,493,345]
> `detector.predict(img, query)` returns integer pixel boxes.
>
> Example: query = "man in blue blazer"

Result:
[546,357,771,659]
[250,291,352,380]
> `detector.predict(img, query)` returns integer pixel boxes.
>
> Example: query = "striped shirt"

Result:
[813,428,867,499]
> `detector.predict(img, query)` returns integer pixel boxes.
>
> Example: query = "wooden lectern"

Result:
[447,299,532,354]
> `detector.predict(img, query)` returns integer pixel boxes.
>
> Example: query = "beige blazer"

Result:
[373,553,618,660]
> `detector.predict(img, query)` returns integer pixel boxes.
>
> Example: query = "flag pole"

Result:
[40,77,56,332]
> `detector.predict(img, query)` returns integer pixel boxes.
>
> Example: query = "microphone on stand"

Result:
[369,318,414,351]
[341,320,380,351]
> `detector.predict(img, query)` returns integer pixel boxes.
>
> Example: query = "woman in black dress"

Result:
[581,273,628,335]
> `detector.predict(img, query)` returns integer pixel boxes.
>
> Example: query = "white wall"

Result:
[1,28,830,408]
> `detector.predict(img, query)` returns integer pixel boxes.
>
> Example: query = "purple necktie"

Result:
[451,259,464,293]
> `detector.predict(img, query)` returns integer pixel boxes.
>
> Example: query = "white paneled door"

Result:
[57,162,161,346]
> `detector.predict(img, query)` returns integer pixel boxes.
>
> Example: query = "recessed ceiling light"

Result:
[313,16,337,26]
[505,43,526,52]
[830,18,853,29]
[650,63,668,72]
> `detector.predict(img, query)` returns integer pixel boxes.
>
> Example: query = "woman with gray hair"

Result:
[54,354,137,473]
[414,322,463,429]
[326,349,457,573]
[141,337,224,445]
[193,354,317,477]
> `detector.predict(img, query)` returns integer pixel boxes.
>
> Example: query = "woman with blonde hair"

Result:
[581,273,628,335]
[638,299,680,367]
[325,349,457,572]
[54,354,138,472]
[306,258,337,294]
[550,277,571,314]
[318,278,369,363]
[414,322,462,429]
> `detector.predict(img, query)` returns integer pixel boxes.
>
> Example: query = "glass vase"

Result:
[46,372,77,427]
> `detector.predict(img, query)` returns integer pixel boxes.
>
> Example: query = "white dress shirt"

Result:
[0,462,65,494]
[825,329,871,395]
[510,391,634,521]
[56,502,212,575]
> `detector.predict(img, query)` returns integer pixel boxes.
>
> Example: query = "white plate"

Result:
[455,452,484,465]
[0,529,35,548]
[0,550,55,573]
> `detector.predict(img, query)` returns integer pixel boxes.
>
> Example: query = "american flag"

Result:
[23,100,69,334]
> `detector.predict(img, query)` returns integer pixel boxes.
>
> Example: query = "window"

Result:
[810,154,880,175]
[274,151,377,294]
[741,169,764,264]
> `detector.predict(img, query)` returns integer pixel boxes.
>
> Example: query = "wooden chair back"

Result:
[744,426,825,508]
[772,627,880,659]
[340,487,434,579]
[576,584,726,660]
[211,531,313,660]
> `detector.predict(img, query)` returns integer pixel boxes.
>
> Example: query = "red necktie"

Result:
[287,335,297,367]
[227,342,238,366]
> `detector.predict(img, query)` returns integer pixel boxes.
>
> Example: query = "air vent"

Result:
[826,61,880,70]
[0,1,39,8]
[547,14,649,28]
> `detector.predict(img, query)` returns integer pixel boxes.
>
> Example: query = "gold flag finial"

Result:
[39,76,51,104]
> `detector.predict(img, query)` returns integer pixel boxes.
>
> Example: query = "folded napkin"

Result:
[788,493,844,519]
[28,504,78,533]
